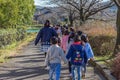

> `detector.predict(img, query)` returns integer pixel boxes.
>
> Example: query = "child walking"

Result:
[66,35,87,80]
[45,37,67,80]
[35,20,57,57]
[67,32,75,76]
[61,30,69,53]
[81,34,94,78]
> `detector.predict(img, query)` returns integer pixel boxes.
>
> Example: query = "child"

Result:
[77,30,83,36]
[61,30,69,53]
[69,27,75,35]
[81,34,94,78]
[66,35,87,80]
[35,20,57,57]
[45,37,67,80]
[67,32,75,76]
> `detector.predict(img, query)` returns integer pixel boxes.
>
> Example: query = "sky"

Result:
[34,0,109,7]
[34,0,56,7]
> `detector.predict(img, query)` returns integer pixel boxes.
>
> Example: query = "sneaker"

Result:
[45,52,47,57]
[45,66,50,70]
[69,73,72,77]
[82,74,85,79]
[70,77,72,80]
[69,73,72,80]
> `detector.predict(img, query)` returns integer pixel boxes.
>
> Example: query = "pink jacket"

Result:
[61,35,69,52]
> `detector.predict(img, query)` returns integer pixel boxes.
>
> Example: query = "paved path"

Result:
[0,42,105,80]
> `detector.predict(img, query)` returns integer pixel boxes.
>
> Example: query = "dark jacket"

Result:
[35,27,58,45]
[66,42,88,66]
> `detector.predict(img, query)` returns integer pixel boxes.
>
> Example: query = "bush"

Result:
[78,21,116,56]
[111,53,120,80]
[0,27,26,48]
[89,36,116,56]
[0,0,35,28]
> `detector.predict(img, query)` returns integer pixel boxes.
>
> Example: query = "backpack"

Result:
[72,45,83,64]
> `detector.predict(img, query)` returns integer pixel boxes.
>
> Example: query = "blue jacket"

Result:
[84,42,94,59]
[35,27,58,45]
[66,42,88,66]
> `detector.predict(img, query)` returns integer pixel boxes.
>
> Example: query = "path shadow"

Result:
[0,43,48,80]
[0,66,48,80]
[8,53,45,59]
[0,52,48,79]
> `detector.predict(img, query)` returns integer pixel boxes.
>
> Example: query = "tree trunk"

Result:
[79,8,85,26]
[69,14,73,27]
[69,8,74,27]
[113,7,120,56]
[69,18,73,27]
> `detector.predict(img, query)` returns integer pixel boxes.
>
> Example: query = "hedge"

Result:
[0,27,26,48]
[89,35,116,56]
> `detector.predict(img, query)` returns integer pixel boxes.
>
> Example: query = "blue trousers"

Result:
[71,65,81,80]
[81,63,86,74]
[49,63,61,80]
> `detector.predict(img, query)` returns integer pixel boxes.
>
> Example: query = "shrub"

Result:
[89,36,115,56]
[0,27,26,48]
[78,20,116,56]
[0,0,35,28]
[111,53,120,80]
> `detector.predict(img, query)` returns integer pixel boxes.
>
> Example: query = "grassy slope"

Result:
[0,33,36,63]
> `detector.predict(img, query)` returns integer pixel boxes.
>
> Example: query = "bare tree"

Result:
[50,0,114,25]
[67,6,76,26]
[48,1,77,26]
[113,0,120,56]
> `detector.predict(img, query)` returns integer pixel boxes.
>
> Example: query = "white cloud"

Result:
[34,0,46,6]
[34,0,56,7]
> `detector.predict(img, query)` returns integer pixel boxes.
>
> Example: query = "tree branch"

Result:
[113,0,120,7]
[84,0,101,15]
[87,2,115,18]
[82,0,89,7]
[67,1,80,11]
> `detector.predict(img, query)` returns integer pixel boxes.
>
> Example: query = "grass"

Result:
[27,24,43,29]
[0,33,36,63]
[94,53,113,60]
[94,55,114,68]
[78,20,117,37]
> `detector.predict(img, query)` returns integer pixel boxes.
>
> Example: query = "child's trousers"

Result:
[71,65,81,80]
[49,63,61,80]
[68,61,72,73]
[82,63,87,73]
